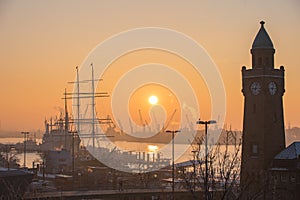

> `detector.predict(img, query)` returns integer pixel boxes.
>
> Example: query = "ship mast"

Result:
[91,63,96,149]
[64,88,69,148]
[66,64,110,150]
[76,66,80,136]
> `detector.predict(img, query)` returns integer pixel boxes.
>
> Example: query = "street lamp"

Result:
[196,120,216,200]
[166,129,180,199]
[21,132,29,168]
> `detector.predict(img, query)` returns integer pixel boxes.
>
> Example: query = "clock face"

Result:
[268,81,277,95]
[251,82,261,95]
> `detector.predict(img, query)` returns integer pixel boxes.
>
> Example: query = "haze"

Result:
[0,0,299,132]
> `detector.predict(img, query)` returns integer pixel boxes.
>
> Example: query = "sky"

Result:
[0,0,299,133]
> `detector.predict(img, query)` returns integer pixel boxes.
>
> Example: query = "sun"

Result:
[148,95,158,105]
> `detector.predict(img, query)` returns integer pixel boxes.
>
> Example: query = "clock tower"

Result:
[240,21,286,198]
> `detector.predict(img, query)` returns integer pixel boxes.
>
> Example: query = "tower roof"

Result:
[274,142,300,160]
[252,21,274,49]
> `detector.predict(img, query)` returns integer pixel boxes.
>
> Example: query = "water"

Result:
[96,141,241,164]
[0,137,42,168]
[1,138,193,164]
[0,137,42,144]
[1,137,240,169]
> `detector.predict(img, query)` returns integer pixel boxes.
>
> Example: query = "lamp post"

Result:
[166,129,180,199]
[21,132,29,168]
[196,120,216,200]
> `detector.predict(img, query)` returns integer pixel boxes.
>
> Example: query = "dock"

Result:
[24,188,203,199]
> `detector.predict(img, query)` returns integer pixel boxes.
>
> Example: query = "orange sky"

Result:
[96,49,211,132]
[0,0,299,132]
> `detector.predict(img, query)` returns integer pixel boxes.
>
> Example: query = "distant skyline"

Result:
[0,0,300,132]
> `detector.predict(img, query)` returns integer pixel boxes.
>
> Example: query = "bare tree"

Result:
[214,130,241,200]
[180,129,242,200]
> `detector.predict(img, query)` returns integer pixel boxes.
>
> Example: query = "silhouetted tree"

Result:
[180,129,242,200]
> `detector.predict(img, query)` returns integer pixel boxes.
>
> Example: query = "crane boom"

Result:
[163,109,177,131]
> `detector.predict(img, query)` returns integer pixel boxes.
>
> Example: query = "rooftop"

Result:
[274,142,300,160]
[175,160,204,168]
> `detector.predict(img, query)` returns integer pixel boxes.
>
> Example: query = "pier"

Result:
[24,188,205,200]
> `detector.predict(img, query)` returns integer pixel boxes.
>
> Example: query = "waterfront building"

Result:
[268,142,300,199]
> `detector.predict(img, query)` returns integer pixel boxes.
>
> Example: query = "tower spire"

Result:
[251,21,275,69]
[252,21,274,49]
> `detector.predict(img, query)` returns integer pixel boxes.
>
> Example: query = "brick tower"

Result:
[240,21,286,198]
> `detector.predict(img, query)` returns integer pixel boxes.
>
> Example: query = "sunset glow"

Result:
[147,145,158,152]
[148,95,158,105]
[0,1,299,132]
[126,83,182,129]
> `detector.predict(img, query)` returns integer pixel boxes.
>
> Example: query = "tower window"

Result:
[252,144,259,155]
[281,174,288,182]
[258,57,262,65]
[290,174,296,183]
[264,57,269,66]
